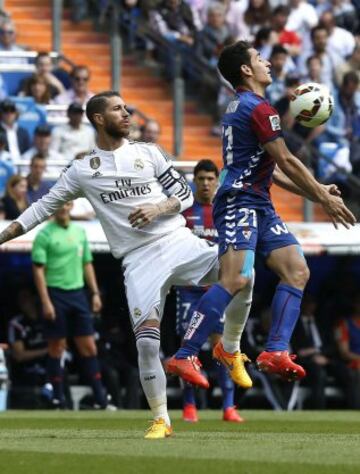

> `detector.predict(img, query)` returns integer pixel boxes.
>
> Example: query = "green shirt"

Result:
[31,221,93,290]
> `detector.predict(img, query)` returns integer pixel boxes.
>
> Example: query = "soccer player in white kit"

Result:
[0,92,254,438]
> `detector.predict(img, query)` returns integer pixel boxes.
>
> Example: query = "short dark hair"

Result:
[343,71,359,87]
[270,44,288,58]
[217,40,252,89]
[273,5,289,16]
[30,154,46,166]
[35,51,51,64]
[194,159,219,177]
[71,65,90,78]
[86,91,121,128]
[311,25,327,40]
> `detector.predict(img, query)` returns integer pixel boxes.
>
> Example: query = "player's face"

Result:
[194,171,218,202]
[54,202,73,223]
[249,48,272,86]
[101,96,131,139]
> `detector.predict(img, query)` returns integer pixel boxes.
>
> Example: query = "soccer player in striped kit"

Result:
[176,159,246,423]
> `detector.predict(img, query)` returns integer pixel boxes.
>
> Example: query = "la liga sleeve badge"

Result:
[269,115,281,131]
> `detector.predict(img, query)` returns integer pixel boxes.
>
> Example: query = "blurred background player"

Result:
[31,201,107,409]
[176,159,243,423]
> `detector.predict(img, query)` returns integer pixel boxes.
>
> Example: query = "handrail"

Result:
[52,0,63,53]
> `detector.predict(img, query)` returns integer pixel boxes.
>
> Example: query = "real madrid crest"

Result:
[133,307,142,318]
[90,157,101,169]
[134,158,144,171]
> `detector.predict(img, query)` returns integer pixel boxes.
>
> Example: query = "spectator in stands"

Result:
[301,25,342,89]
[7,287,48,398]
[270,6,301,58]
[331,0,359,34]
[197,3,233,67]
[335,44,360,89]
[253,27,278,60]
[266,45,289,105]
[319,10,355,60]
[0,130,12,164]
[322,72,360,148]
[292,294,351,409]
[26,155,53,205]
[303,55,323,85]
[140,119,161,144]
[0,175,28,219]
[19,52,66,99]
[335,295,360,408]
[51,102,95,162]
[0,131,14,197]
[150,0,201,47]
[20,74,52,105]
[0,99,31,161]
[286,0,318,55]
[242,0,271,41]
[54,65,94,107]
[0,20,27,64]
[32,202,108,409]
[217,0,248,40]
[21,125,62,178]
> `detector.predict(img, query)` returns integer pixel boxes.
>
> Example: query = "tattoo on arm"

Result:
[156,197,181,215]
[0,222,24,245]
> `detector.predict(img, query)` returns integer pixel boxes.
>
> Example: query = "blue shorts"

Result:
[44,288,94,340]
[213,194,299,258]
[176,286,224,338]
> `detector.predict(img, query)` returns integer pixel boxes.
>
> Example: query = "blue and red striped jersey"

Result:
[216,89,282,207]
[183,199,218,243]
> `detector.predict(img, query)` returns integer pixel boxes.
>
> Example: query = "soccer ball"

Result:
[289,82,334,128]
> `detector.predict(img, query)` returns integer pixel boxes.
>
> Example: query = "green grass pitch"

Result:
[0,410,359,474]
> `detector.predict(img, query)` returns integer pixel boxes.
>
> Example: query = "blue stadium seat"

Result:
[9,96,47,139]
[0,160,15,197]
[1,71,32,96]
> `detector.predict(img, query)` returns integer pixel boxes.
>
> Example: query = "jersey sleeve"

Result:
[16,162,83,232]
[82,230,93,264]
[152,145,194,212]
[250,102,283,145]
[31,230,49,265]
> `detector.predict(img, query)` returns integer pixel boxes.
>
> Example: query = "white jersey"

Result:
[16,139,193,258]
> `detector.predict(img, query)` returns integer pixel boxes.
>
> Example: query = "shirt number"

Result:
[224,126,233,165]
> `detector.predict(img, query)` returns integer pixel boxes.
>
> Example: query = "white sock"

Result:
[136,327,171,426]
[222,272,254,354]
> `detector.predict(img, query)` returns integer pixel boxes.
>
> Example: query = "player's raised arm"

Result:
[264,137,356,229]
[0,163,83,245]
[273,165,341,201]
[129,145,193,229]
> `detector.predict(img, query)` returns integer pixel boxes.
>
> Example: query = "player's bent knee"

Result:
[48,339,66,358]
[135,327,161,360]
[221,274,252,295]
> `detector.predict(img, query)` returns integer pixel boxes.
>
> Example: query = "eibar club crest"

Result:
[242,229,252,240]
[90,157,101,169]
[134,158,144,170]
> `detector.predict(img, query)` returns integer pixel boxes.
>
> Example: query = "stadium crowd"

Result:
[0,1,359,412]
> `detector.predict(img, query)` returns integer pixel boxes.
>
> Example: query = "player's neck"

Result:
[240,82,266,98]
[195,193,211,205]
[96,135,126,151]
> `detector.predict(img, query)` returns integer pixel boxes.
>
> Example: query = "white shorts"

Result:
[122,227,219,329]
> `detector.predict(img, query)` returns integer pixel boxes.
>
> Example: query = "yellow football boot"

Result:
[213,341,253,389]
[144,418,173,439]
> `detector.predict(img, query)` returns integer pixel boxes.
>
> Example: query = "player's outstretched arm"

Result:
[265,138,356,229]
[0,221,24,245]
[273,166,341,201]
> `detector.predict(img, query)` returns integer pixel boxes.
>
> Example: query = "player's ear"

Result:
[93,113,104,128]
[240,64,252,78]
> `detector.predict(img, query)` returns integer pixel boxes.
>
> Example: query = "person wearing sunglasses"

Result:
[0,20,28,65]
[54,65,94,107]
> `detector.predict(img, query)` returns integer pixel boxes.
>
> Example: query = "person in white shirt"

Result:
[54,65,94,107]
[0,91,254,438]
[286,0,318,55]
[0,20,28,64]
[319,10,355,60]
[20,125,63,179]
[51,102,96,162]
